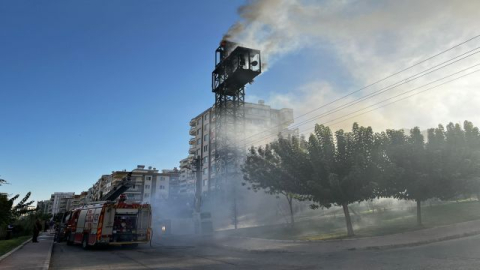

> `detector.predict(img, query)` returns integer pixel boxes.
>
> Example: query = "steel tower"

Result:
[211,40,261,196]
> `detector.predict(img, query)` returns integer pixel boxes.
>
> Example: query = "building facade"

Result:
[50,192,74,215]
[108,165,179,204]
[186,100,295,194]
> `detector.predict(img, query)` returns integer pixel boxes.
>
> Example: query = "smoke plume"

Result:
[228,0,480,133]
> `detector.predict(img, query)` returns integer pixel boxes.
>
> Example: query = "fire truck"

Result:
[63,198,152,249]
[62,172,152,249]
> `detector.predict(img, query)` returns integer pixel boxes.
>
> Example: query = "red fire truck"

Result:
[63,200,152,249]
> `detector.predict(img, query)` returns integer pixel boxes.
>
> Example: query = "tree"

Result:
[0,192,35,238]
[242,135,311,226]
[0,194,12,227]
[307,123,380,236]
[0,176,7,186]
[442,121,480,199]
[462,121,480,199]
[9,192,35,220]
[384,128,428,226]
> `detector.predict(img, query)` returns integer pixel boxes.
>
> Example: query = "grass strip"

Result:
[0,236,31,256]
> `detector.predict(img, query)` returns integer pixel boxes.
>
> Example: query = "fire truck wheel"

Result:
[82,234,89,250]
[122,243,138,248]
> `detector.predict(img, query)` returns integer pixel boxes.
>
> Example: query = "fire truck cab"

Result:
[64,200,151,249]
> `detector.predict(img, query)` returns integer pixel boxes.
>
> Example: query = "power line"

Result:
[246,63,480,146]
[309,68,480,131]
[238,34,480,145]
[287,48,480,130]
[245,53,480,145]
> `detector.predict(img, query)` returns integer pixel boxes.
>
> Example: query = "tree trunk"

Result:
[342,203,354,237]
[416,199,422,227]
[286,195,295,227]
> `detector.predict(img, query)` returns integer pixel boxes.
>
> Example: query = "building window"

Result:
[197,138,201,145]
[196,149,201,156]
[203,179,207,186]
[160,176,165,181]
[144,193,149,198]
[159,185,165,190]
[145,185,150,189]
[203,145,208,152]
[204,134,209,141]
[203,168,208,175]
[204,114,208,120]
[197,129,201,135]
[146,176,152,181]
[203,156,208,164]
[204,123,209,130]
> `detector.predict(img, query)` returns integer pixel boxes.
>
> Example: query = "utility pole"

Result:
[194,155,202,213]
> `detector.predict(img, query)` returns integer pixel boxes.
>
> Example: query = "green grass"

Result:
[218,200,480,241]
[0,236,31,256]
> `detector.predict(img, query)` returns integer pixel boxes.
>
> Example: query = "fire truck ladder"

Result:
[100,171,134,201]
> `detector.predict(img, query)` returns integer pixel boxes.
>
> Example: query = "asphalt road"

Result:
[50,235,480,269]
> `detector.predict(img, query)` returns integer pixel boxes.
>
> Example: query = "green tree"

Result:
[462,121,480,199]
[9,192,35,220]
[307,123,380,236]
[384,126,450,226]
[439,121,480,199]
[243,136,311,226]
[385,128,426,226]
[0,194,12,227]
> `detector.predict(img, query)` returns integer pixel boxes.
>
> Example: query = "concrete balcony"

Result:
[189,127,196,136]
[189,119,197,127]
[189,148,196,155]
[189,138,196,145]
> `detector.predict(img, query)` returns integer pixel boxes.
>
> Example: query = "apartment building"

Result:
[108,165,178,204]
[36,200,52,214]
[178,157,195,195]
[186,100,296,194]
[67,191,88,210]
[50,192,74,215]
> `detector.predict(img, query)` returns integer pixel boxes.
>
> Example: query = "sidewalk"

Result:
[161,219,480,253]
[0,231,55,270]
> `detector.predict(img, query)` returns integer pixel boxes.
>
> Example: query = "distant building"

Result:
[91,174,112,201]
[50,192,74,215]
[108,165,179,203]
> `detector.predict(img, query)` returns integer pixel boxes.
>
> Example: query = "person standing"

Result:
[32,219,41,242]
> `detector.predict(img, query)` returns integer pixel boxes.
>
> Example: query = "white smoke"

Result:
[229,0,480,133]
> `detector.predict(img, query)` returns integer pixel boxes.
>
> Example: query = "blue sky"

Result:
[0,0,248,202]
[3,0,478,204]
[0,0,341,203]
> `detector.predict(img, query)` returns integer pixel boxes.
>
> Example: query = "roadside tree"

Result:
[307,123,381,236]
[243,135,311,226]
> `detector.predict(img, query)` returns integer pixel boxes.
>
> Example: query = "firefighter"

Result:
[32,219,41,243]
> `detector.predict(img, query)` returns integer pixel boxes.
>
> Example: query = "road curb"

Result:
[205,230,480,253]
[364,230,480,250]
[42,240,54,270]
[0,237,32,263]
